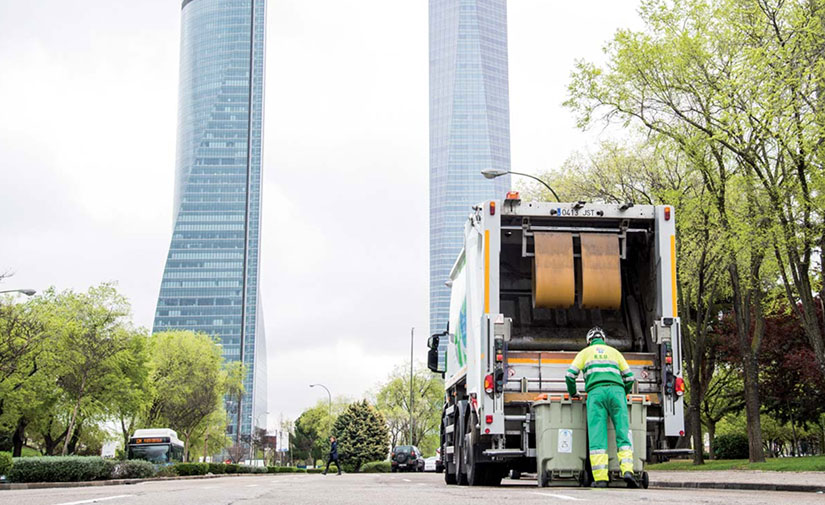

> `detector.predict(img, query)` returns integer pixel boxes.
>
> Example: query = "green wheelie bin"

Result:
[533,394,589,487]
[605,394,650,488]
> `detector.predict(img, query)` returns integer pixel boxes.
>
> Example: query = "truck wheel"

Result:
[484,466,503,487]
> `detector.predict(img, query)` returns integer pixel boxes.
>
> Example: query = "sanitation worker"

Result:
[565,327,637,488]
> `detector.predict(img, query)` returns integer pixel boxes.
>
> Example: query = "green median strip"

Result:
[646,455,825,472]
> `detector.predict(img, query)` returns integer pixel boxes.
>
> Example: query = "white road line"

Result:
[246,484,259,487]
[530,491,584,501]
[402,478,412,482]
[54,495,134,505]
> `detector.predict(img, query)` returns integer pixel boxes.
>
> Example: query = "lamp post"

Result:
[480,169,561,202]
[409,327,414,446]
[310,383,332,417]
[0,289,36,296]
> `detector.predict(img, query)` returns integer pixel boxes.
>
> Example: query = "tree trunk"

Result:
[12,417,27,457]
[67,423,82,455]
[707,422,716,459]
[688,395,704,464]
[184,433,190,462]
[62,374,86,456]
[742,354,765,462]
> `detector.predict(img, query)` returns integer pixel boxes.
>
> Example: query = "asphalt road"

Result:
[0,472,822,505]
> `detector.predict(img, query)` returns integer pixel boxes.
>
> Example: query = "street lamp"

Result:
[310,383,332,416]
[480,169,561,202]
[0,289,36,296]
[409,327,414,446]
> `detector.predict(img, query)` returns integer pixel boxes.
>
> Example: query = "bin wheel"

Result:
[579,461,592,488]
[538,470,550,488]
[641,471,649,489]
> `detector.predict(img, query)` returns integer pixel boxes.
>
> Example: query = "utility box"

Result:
[606,394,650,484]
[533,394,588,487]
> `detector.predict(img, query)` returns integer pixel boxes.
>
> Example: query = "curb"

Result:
[0,472,288,491]
[650,480,825,494]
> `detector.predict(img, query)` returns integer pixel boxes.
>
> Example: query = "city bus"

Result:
[127,428,185,464]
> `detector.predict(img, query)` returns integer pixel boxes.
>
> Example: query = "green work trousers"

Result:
[586,385,633,481]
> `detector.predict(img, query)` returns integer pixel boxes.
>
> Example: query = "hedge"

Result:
[174,463,209,476]
[224,464,240,474]
[208,462,226,474]
[713,434,750,460]
[0,452,12,477]
[8,457,116,483]
[306,468,324,474]
[360,461,390,473]
[112,460,156,479]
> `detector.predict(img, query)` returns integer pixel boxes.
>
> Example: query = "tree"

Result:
[562,0,812,462]
[292,399,346,465]
[145,331,228,461]
[375,362,443,455]
[332,400,389,472]
[38,284,138,456]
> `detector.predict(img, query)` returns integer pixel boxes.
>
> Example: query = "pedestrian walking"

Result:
[565,327,637,488]
[322,436,341,475]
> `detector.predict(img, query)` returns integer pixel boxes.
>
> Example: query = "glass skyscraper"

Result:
[153,0,267,441]
[429,0,511,335]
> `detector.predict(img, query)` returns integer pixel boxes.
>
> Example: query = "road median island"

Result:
[0,470,308,491]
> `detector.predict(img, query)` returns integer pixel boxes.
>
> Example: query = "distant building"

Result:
[429,0,512,335]
[153,0,268,441]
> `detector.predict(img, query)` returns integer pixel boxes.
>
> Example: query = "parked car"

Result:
[391,445,425,472]
[424,456,438,472]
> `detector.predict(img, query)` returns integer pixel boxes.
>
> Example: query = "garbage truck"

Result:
[427,193,687,486]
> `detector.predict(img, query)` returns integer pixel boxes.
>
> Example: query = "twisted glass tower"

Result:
[153,0,267,441]
[429,0,511,335]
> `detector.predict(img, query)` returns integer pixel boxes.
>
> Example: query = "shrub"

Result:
[224,464,239,474]
[250,466,267,474]
[112,460,156,479]
[174,462,209,476]
[306,468,323,474]
[267,466,279,473]
[332,400,389,472]
[278,466,296,473]
[713,434,750,460]
[8,457,116,483]
[155,465,178,477]
[207,463,226,474]
[295,468,307,473]
[360,461,390,473]
[0,452,12,477]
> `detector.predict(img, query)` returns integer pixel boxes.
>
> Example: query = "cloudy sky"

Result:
[0,1,642,427]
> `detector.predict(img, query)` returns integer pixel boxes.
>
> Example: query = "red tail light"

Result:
[674,377,685,396]
[490,201,496,215]
[485,415,493,424]
[484,374,494,394]
[664,206,671,221]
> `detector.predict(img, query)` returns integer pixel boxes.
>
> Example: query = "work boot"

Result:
[591,481,608,488]
[622,471,638,488]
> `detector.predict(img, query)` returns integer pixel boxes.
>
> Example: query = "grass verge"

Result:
[647,455,825,472]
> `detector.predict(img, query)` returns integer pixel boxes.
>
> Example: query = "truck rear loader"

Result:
[427,194,687,486]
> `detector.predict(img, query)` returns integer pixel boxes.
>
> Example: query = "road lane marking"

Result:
[530,491,583,501]
[54,495,134,505]
[402,478,411,482]
[246,484,259,487]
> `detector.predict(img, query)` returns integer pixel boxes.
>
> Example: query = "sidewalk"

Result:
[648,470,825,493]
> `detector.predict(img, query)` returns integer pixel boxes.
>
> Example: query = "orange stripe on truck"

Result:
[670,234,678,317]
[484,229,490,314]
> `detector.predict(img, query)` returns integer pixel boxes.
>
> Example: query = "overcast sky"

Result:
[0,1,642,428]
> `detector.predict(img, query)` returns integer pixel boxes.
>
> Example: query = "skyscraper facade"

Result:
[429,0,511,335]
[153,0,267,440]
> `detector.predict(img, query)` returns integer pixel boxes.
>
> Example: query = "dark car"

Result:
[391,445,425,472]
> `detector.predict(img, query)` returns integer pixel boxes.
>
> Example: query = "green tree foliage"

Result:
[332,400,389,472]
[144,331,229,461]
[374,362,443,456]
[292,398,348,465]
[561,0,825,462]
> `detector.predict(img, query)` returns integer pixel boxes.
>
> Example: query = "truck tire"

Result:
[455,401,468,486]
[484,465,503,486]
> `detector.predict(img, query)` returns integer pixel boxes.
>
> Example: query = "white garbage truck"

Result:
[427,193,687,486]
